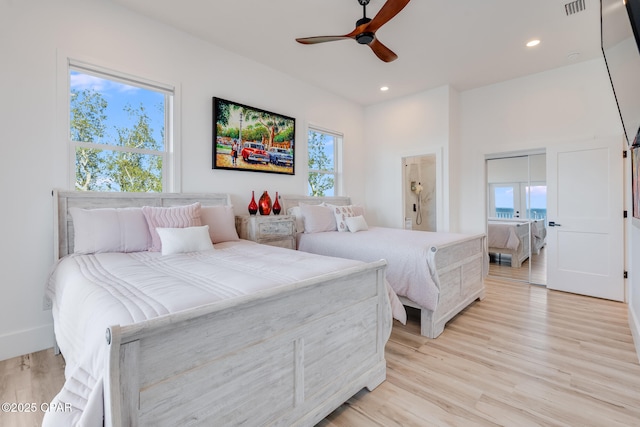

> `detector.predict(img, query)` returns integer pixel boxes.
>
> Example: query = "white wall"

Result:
[0,0,366,361]
[363,85,454,230]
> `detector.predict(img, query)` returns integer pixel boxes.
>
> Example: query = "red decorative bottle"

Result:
[272,192,281,215]
[248,191,258,215]
[258,191,271,215]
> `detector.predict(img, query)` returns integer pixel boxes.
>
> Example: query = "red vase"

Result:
[248,191,258,215]
[272,192,281,215]
[258,191,271,215]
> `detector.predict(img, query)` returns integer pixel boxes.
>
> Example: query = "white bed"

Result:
[44,190,396,427]
[280,195,487,339]
[487,218,546,267]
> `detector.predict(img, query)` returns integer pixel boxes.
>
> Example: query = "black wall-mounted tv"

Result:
[601,0,640,146]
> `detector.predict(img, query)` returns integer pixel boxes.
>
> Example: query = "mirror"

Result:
[486,154,547,285]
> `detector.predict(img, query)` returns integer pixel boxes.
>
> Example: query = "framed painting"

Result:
[212,97,295,175]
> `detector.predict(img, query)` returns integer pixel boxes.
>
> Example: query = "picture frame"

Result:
[212,97,295,175]
[633,144,640,219]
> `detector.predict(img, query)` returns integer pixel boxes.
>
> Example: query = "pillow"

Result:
[200,205,239,243]
[142,203,202,252]
[286,206,304,234]
[346,215,368,233]
[299,203,337,233]
[326,204,357,232]
[156,226,214,255]
[70,207,151,254]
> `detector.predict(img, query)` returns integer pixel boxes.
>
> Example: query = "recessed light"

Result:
[526,39,540,47]
[380,86,389,92]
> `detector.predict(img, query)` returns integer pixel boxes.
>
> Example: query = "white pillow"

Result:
[286,206,304,234]
[326,204,357,232]
[142,203,202,252]
[70,207,151,254]
[299,203,337,233]
[346,215,368,233]
[200,206,239,243]
[156,226,214,255]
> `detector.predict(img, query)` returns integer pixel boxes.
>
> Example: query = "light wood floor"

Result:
[2,276,639,426]
[489,246,547,285]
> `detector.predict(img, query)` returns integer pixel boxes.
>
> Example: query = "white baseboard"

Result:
[629,305,640,364]
[0,323,54,362]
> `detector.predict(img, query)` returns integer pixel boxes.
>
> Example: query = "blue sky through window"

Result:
[70,71,165,146]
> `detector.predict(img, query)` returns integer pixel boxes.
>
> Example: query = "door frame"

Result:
[401,147,447,231]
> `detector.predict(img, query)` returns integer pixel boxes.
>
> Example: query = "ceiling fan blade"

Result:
[296,35,353,45]
[365,0,411,34]
[368,38,398,62]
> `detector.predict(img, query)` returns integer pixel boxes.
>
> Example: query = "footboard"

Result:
[400,234,486,338]
[104,260,390,426]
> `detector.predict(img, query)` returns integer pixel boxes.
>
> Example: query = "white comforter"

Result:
[487,221,524,251]
[297,227,478,312]
[44,240,405,427]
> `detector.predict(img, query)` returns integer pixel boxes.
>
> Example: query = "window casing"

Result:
[68,60,175,192]
[307,126,342,196]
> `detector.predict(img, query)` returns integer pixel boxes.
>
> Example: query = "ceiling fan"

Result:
[295,0,410,63]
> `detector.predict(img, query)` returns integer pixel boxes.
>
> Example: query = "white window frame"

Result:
[59,55,180,192]
[307,125,343,196]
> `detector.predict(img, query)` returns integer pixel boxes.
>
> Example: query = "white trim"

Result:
[0,324,55,362]
[630,304,640,364]
[56,50,181,192]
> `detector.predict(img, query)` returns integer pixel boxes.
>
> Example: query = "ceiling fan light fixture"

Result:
[356,32,375,44]
[294,0,411,63]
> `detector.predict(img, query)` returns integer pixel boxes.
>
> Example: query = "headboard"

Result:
[279,194,352,215]
[53,190,231,259]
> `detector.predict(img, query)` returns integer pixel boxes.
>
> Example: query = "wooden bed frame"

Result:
[280,195,486,339]
[487,219,531,268]
[52,190,391,426]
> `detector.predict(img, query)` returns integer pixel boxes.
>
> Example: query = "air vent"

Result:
[565,0,586,15]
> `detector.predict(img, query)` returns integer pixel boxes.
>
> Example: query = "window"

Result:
[69,61,174,192]
[307,127,341,196]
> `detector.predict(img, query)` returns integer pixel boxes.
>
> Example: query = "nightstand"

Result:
[235,215,296,249]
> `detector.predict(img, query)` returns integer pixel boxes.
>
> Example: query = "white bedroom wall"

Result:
[0,0,365,361]
[363,85,453,230]
[457,58,623,234]
[458,57,640,356]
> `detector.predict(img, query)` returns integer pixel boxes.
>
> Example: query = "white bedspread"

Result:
[297,227,477,312]
[487,221,524,251]
[44,240,405,427]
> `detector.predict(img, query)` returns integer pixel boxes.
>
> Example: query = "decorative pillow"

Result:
[200,205,239,243]
[142,203,202,252]
[346,215,368,233]
[286,206,304,234]
[299,203,337,233]
[70,207,151,254]
[156,226,214,255]
[326,204,357,232]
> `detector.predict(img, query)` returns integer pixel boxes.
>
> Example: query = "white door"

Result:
[546,137,624,301]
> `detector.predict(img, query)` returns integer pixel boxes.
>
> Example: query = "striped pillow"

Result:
[142,203,202,252]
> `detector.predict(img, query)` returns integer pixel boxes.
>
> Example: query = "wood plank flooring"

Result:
[489,246,547,285]
[2,276,639,426]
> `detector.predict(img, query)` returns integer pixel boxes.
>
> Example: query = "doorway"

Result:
[403,154,437,231]
[486,153,547,285]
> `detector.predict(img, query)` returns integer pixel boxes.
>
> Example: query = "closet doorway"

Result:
[486,153,547,285]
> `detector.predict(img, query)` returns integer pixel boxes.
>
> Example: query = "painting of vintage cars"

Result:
[213,97,295,175]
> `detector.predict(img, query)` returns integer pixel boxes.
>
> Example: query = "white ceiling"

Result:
[110,0,603,106]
